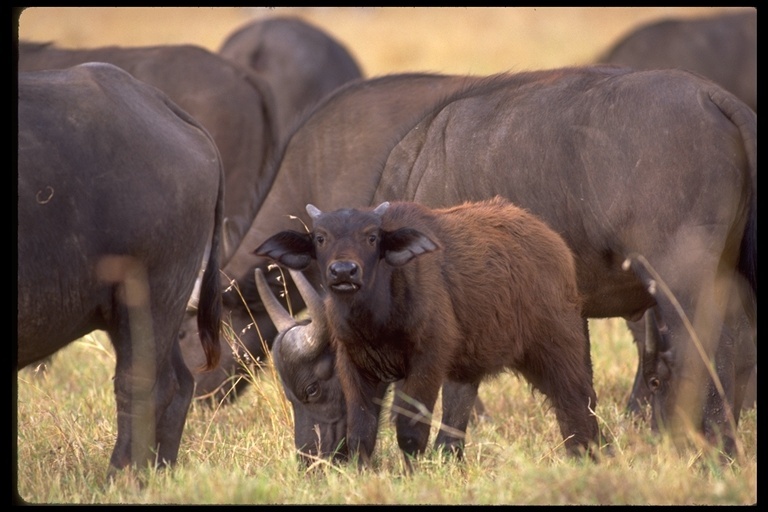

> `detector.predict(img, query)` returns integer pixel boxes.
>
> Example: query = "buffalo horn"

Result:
[254,268,296,333]
[306,204,322,219]
[644,306,669,356]
[288,268,325,322]
[373,201,390,216]
[287,268,330,357]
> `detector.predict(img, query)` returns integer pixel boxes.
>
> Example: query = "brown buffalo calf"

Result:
[255,196,605,467]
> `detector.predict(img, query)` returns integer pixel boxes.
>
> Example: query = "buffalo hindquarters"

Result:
[17,62,223,476]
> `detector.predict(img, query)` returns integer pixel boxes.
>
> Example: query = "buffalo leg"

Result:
[626,316,652,417]
[153,338,195,467]
[644,254,742,457]
[394,373,442,463]
[391,380,488,424]
[434,379,480,459]
[518,326,601,459]
[701,298,755,455]
[336,348,384,468]
[108,311,158,476]
[727,305,756,417]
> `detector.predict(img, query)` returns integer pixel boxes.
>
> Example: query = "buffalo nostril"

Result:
[329,261,358,280]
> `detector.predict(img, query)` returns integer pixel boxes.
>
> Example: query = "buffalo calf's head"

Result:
[254,202,440,298]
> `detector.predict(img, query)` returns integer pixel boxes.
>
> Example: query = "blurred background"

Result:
[16,7,752,78]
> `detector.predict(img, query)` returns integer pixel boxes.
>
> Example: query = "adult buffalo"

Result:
[17,41,280,400]
[600,10,756,111]
[598,9,758,411]
[18,41,279,253]
[218,15,363,142]
[371,68,756,459]
[18,62,223,476]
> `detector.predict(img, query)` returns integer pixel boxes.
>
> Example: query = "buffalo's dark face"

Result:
[307,202,438,299]
[272,330,348,464]
[311,208,385,297]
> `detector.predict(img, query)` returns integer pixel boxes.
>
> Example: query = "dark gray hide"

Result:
[206,67,757,457]
[17,63,223,477]
[18,41,279,254]
[17,41,280,401]
[600,10,756,111]
[598,9,758,412]
[219,15,363,143]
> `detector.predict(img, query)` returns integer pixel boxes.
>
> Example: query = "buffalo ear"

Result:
[253,230,315,270]
[381,228,439,267]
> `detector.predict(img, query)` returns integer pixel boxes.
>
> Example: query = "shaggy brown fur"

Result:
[255,196,603,466]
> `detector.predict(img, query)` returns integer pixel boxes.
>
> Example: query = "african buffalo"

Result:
[597,9,758,412]
[17,41,281,400]
[18,41,279,253]
[600,10,756,111]
[255,198,605,467]
[218,15,363,142]
[17,62,223,476]
[189,66,756,457]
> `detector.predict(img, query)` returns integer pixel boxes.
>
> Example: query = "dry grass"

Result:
[16,319,757,504]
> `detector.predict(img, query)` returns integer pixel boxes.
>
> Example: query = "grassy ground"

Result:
[16,6,756,505]
[16,319,757,504]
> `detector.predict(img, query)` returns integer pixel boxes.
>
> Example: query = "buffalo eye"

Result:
[314,234,325,247]
[305,382,320,401]
[367,234,378,246]
[647,376,660,392]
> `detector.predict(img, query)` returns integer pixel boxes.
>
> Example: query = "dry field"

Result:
[17,7,751,77]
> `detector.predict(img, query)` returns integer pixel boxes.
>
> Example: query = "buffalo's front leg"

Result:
[394,374,442,466]
[336,348,384,468]
[434,379,479,459]
[345,381,383,468]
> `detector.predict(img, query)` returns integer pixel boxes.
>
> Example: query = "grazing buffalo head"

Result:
[255,267,348,465]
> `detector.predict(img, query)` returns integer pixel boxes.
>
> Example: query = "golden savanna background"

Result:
[17,7,752,78]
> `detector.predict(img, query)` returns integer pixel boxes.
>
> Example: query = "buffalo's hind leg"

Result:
[153,336,195,467]
[108,308,160,477]
[105,267,195,479]
[520,321,603,461]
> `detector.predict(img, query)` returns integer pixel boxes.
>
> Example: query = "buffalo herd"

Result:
[17,10,756,477]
